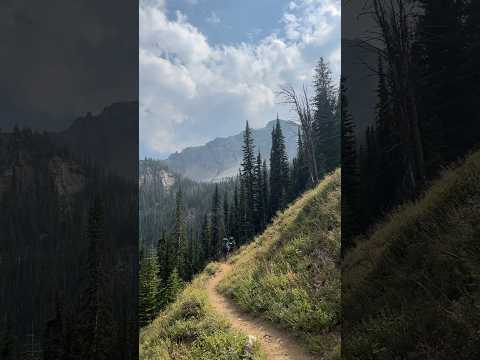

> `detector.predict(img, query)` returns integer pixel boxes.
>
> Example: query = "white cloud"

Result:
[140,0,340,158]
[283,0,340,46]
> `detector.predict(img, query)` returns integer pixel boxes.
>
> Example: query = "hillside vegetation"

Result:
[139,263,265,360]
[218,170,341,358]
[343,150,480,359]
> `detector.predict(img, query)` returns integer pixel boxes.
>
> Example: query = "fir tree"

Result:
[269,117,289,215]
[254,152,265,232]
[223,191,230,237]
[312,57,339,174]
[241,122,256,238]
[340,79,360,254]
[210,184,221,259]
[262,159,269,225]
[238,175,248,244]
[76,196,114,359]
[230,183,240,243]
[200,213,210,266]
[166,269,183,304]
[138,250,160,327]
[174,188,188,279]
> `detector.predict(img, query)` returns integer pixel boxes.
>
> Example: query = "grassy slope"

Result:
[343,151,480,359]
[139,263,265,360]
[218,170,341,358]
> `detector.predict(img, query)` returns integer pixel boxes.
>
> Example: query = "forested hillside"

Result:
[138,57,341,333]
[343,150,480,359]
[219,170,340,358]
[342,0,480,247]
[0,115,138,359]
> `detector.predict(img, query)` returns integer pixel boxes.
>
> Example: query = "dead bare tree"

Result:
[371,0,426,192]
[279,85,319,184]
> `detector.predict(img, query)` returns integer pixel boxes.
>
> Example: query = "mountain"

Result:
[54,101,138,181]
[164,119,299,182]
[343,150,480,359]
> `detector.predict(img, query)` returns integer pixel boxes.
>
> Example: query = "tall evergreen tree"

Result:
[238,174,248,244]
[292,128,309,198]
[340,79,360,254]
[76,196,114,360]
[157,230,172,285]
[253,152,265,232]
[174,188,188,279]
[200,213,210,266]
[262,160,269,225]
[269,117,289,215]
[210,184,221,259]
[241,122,256,238]
[223,191,230,237]
[165,269,183,304]
[312,57,339,173]
[230,183,240,243]
[138,249,160,327]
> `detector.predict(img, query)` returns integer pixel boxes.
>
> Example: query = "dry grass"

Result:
[139,262,265,360]
[218,170,341,358]
[343,150,480,359]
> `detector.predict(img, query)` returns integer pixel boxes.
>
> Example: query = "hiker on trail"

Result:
[223,236,235,259]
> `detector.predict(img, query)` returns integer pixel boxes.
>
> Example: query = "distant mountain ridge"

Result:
[164,119,299,182]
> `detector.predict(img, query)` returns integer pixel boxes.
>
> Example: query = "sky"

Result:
[140,0,340,159]
[0,0,137,132]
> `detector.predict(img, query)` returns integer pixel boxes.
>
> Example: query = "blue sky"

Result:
[140,0,340,159]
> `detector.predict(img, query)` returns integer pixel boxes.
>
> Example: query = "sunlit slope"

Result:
[218,170,341,358]
[139,263,265,360]
[343,151,480,359]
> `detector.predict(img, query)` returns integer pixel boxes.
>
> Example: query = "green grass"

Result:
[218,170,341,358]
[343,150,480,359]
[140,262,265,360]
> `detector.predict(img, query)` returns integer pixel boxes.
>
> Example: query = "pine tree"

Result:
[76,196,114,359]
[312,57,338,174]
[166,268,183,304]
[269,117,289,215]
[241,122,256,238]
[238,175,248,244]
[253,152,265,232]
[138,249,160,327]
[230,183,240,243]
[200,213,210,266]
[210,184,221,259]
[340,79,360,254]
[157,230,172,286]
[223,191,230,237]
[174,188,188,279]
[262,160,269,225]
[292,128,309,198]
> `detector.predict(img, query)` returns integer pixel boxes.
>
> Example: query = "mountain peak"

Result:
[165,119,299,182]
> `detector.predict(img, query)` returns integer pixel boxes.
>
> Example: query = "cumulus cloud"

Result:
[140,0,340,158]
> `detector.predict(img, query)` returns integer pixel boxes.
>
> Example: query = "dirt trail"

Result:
[206,263,317,360]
